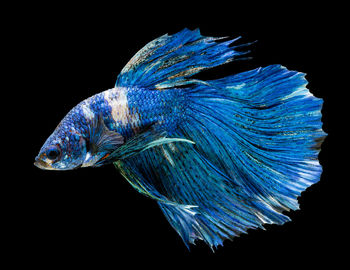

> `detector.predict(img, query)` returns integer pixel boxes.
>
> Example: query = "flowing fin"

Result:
[116,28,250,89]
[89,114,124,152]
[83,114,124,167]
[184,65,326,213]
[114,142,265,249]
[114,64,326,249]
[109,126,194,160]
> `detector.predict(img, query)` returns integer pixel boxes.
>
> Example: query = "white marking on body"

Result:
[104,87,130,126]
[81,103,95,120]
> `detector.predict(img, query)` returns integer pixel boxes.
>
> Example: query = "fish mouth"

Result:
[34,157,55,170]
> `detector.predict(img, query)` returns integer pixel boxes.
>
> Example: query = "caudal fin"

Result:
[185,64,326,215]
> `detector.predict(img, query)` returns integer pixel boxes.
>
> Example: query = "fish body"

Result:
[36,87,186,170]
[35,29,326,249]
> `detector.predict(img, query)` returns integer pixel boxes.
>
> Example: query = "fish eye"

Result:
[46,146,61,161]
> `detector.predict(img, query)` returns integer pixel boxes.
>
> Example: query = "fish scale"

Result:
[80,87,187,139]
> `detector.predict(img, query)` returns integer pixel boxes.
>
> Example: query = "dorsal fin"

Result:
[116,28,251,90]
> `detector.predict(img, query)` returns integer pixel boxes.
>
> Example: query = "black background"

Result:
[9,2,345,268]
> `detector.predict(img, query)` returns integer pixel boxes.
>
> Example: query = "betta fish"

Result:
[34,29,326,250]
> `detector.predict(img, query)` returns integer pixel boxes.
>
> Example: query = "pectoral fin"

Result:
[83,114,124,167]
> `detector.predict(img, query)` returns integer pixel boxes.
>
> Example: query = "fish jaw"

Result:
[34,156,56,170]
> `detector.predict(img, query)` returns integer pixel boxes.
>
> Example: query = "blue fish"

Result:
[34,28,326,250]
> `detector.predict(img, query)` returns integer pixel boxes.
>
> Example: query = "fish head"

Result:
[34,119,88,171]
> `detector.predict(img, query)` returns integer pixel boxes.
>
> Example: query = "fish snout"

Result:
[34,156,54,170]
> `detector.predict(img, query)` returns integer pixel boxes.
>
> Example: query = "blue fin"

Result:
[83,114,124,167]
[116,28,250,89]
[108,127,194,160]
[114,65,325,249]
[184,65,326,214]
[114,142,264,250]
[114,29,326,249]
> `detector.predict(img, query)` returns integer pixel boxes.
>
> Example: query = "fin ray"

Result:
[114,65,325,249]
[114,28,325,249]
[116,28,250,90]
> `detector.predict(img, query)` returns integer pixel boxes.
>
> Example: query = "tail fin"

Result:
[184,64,326,214]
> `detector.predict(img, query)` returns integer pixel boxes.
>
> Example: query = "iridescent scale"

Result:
[80,87,187,139]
